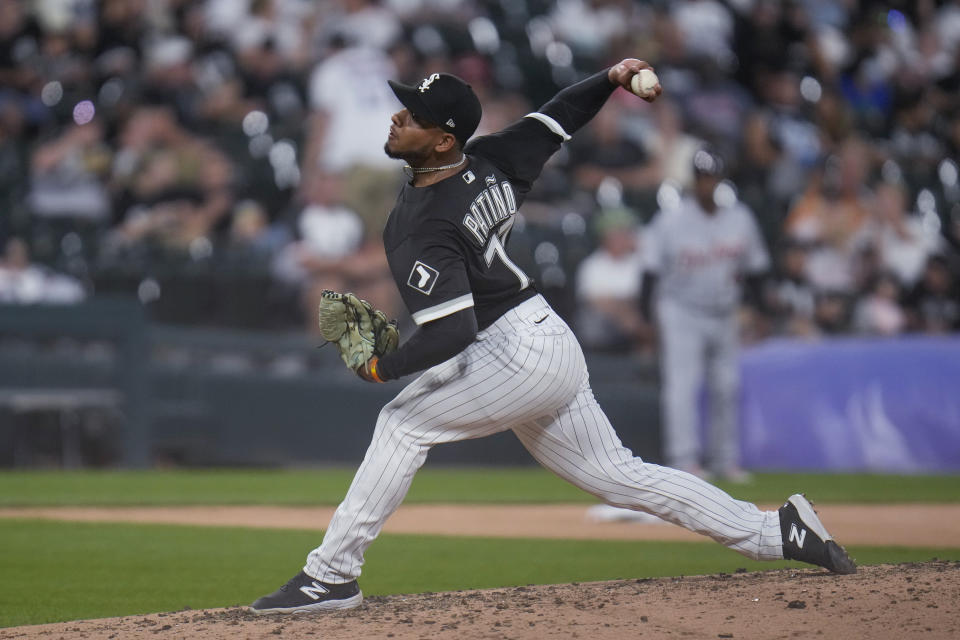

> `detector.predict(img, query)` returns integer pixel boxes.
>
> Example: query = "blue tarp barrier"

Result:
[740,335,960,472]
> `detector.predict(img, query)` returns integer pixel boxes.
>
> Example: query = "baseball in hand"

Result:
[630,69,659,98]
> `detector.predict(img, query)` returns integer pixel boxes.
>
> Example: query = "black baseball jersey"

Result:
[383,116,567,331]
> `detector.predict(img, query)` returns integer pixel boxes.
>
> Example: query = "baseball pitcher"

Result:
[251,60,854,614]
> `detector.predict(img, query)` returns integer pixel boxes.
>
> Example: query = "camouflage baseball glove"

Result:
[318,290,399,378]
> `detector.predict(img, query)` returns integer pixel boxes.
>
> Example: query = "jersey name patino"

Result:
[462,175,518,245]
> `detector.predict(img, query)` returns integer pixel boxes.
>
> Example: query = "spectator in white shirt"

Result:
[575,206,649,353]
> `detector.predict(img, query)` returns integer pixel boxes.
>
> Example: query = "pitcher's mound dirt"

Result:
[2,562,957,640]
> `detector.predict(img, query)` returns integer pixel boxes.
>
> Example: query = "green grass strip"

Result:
[1,518,958,628]
[1,468,958,507]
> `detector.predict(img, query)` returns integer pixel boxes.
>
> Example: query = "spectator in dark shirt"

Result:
[904,254,960,333]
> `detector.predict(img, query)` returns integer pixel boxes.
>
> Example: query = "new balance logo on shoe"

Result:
[250,571,363,614]
[789,523,807,548]
[778,494,856,574]
[299,581,330,601]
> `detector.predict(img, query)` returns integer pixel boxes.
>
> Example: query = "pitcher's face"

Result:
[384,109,443,163]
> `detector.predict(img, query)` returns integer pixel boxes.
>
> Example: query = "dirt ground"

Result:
[2,504,959,639]
[2,503,959,546]
[1,563,957,639]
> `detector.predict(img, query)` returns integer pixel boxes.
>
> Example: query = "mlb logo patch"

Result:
[407,261,439,295]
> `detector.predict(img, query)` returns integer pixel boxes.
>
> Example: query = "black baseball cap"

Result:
[388,73,482,147]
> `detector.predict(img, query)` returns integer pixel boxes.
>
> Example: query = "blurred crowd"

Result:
[1,0,958,345]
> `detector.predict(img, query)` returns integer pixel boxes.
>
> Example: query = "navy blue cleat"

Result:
[250,571,363,614]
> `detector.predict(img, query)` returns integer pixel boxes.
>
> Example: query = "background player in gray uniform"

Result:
[250,60,854,615]
[641,149,771,481]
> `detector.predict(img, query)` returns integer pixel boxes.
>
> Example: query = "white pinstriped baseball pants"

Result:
[305,295,782,583]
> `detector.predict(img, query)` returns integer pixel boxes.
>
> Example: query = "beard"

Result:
[383,141,401,159]
[383,140,430,165]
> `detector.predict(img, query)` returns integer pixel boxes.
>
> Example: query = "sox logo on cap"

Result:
[418,73,440,92]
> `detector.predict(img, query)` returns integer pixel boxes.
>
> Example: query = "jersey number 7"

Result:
[484,225,531,290]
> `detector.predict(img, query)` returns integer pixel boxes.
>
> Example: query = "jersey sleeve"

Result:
[465,70,617,188]
[392,224,475,326]
[464,117,563,188]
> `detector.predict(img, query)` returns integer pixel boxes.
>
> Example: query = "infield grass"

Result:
[1,468,958,507]
[1,518,958,629]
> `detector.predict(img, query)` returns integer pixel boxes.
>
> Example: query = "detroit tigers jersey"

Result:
[644,196,770,314]
[382,117,564,330]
